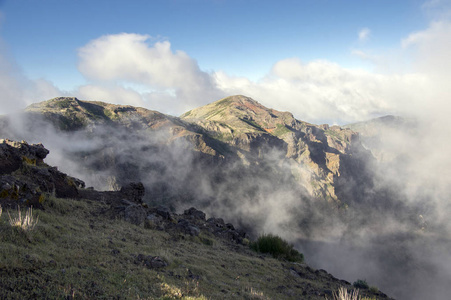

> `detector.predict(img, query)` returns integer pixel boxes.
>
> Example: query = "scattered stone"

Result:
[136,254,168,269]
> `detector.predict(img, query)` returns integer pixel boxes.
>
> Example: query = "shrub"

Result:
[353,279,369,289]
[8,206,39,231]
[250,233,304,262]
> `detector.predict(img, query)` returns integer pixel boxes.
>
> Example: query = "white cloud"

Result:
[0,40,62,114]
[73,26,451,124]
[215,58,428,124]
[358,27,371,42]
[77,33,225,114]
[402,21,451,75]
[77,85,146,107]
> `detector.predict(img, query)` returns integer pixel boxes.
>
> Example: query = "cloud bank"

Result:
[4,19,447,126]
[71,19,450,126]
[76,33,225,114]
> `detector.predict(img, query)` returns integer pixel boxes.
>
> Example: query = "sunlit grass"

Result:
[7,206,39,231]
[327,287,359,300]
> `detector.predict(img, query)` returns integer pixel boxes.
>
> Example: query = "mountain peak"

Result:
[181,95,267,120]
[24,97,170,131]
[180,95,296,135]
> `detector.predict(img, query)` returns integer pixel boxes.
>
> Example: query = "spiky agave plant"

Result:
[8,206,39,231]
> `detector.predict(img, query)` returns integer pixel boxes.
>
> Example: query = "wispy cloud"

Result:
[0,39,62,115]
[358,27,371,42]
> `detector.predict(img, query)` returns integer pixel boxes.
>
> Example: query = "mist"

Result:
[3,97,450,300]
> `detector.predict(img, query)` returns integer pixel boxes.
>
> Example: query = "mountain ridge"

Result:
[3,95,374,207]
[0,95,438,299]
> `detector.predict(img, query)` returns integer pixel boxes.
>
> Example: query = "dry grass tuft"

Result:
[327,287,360,300]
[7,206,39,231]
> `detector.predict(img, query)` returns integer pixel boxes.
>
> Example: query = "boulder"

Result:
[144,213,164,230]
[120,182,145,203]
[177,219,200,236]
[124,203,147,226]
[183,207,206,221]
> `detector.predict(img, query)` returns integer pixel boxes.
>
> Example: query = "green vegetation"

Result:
[272,124,292,137]
[22,156,37,166]
[214,97,233,107]
[214,132,234,142]
[54,98,74,109]
[328,287,360,300]
[250,233,304,263]
[181,110,192,118]
[353,279,369,289]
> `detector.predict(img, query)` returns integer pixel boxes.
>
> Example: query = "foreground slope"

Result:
[0,140,391,299]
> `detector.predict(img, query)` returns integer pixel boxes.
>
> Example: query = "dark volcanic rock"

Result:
[0,139,49,175]
[0,139,82,207]
[120,182,145,203]
[177,219,200,236]
[183,207,206,221]
[123,203,147,226]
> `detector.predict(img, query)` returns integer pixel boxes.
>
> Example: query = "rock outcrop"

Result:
[0,139,249,245]
[0,139,81,208]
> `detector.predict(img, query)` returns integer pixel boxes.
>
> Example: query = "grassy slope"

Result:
[0,194,386,300]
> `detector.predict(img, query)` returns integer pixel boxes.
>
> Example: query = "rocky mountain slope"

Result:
[181,95,373,203]
[1,95,431,299]
[1,97,388,240]
[0,140,391,299]
[1,96,375,207]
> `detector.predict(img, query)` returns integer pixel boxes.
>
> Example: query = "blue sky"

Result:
[0,0,450,124]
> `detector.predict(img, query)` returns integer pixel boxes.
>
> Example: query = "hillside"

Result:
[0,95,433,299]
[0,139,390,299]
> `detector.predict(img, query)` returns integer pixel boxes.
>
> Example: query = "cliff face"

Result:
[181,95,374,204]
